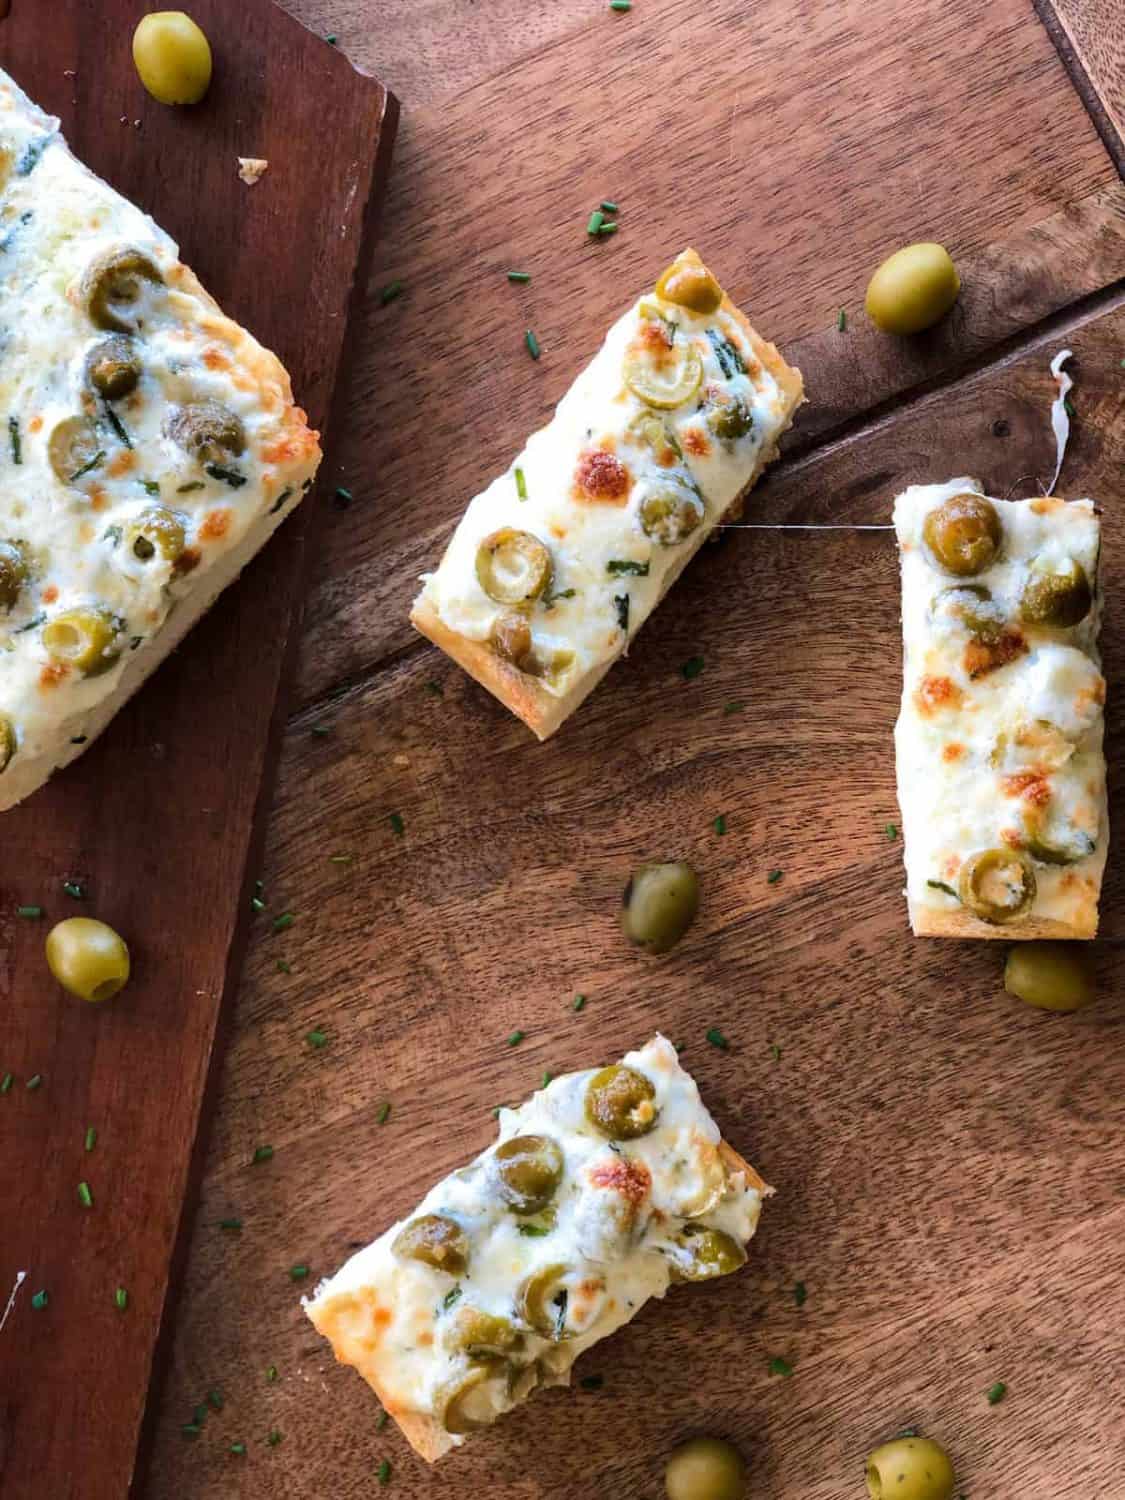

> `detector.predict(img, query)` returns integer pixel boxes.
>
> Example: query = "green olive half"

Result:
[0,714,15,774]
[85,336,142,400]
[437,1358,512,1434]
[621,860,700,954]
[654,258,723,315]
[706,393,753,442]
[666,1227,747,1283]
[81,246,164,333]
[391,1213,469,1275]
[931,583,1001,638]
[0,540,28,611]
[1020,558,1092,628]
[665,1436,747,1500]
[163,400,246,463]
[585,1064,658,1140]
[866,1435,955,1500]
[625,327,704,410]
[922,493,1001,577]
[494,1134,564,1215]
[1023,820,1096,866]
[639,481,705,546]
[475,528,552,606]
[958,848,1036,924]
[445,1307,525,1359]
[48,417,102,485]
[865,242,960,336]
[45,917,131,1003]
[42,607,121,677]
[1004,941,1094,1012]
[516,1262,575,1339]
[125,507,186,563]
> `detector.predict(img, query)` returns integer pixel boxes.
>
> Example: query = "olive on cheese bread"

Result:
[411,249,803,739]
[894,479,1106,939]
[0,68,320,810]
[305,1035,770,1462]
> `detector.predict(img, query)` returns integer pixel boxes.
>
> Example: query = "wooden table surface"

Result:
[118,0,1124,1495]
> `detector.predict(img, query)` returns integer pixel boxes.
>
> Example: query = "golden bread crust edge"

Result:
[909,901,1098,940]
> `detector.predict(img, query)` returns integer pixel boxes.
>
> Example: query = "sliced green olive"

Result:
[865,242,961,336]
[124,507,186,563]
[132,11,213,106]
[1020,558,1092,628]
[958,848,1036,924]
[490,611,533,667]
[0,714,15,773]
[665,1436,747,1500]
[654,258,723,315]
[516,1262,575,1339]
[1024,824,1096,866]
[436,1359,512,1434]
[42,607,121,677]
[628,411,683,461]
[922,493,1001,577]
[585,1064,658,1140]
[81,246,163,333]
[475,528,552,606]
[666,1227,747,1283]
[1004,941,1095,1012]
[494,1134,564,1215]
[931,583,1001,637]
[391,1213,469,1275]
[0,541,28,611]
[866,1436,955,1500]
[625,330,704,410]
[706,393,753,442]
[445,1308,525,1359]
[45,917,131,1003]
[621,860,700,954]
[85,336,142,400]
[163,400,246,463]
[639,480,705,546]
[47,417,102,485]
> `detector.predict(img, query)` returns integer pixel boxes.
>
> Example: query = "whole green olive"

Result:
[1004,941,1094,1012]
[391,1213,469,1275]
[0,714,16,774]
[475,528,552,606]
[80,247,164,334]
[706,393,753,442]
[125,506,186,563]
[585,1063,658,1139]
[621,860,700,954]
[47,416,102,485]
[490,610,533,667]
[445,1307,525,1358]
[0,540,28,611]
[666,1227,747,1283]
[655,259,724,316]
[1020,558,1092,628]
[494,1134,564,1215]
[163,400,245,463]
[865,242,961,335]
[665,1436,747,1500]
[639,481,705,546]
[515,1262,574,1339]
[923,493,1001,577]
[865,1435,955,1500]
[958,847,1036,925]
[42,607,121,677]
[132,11,213,106]
[45,917,131,1003]
[436,1359,511,1434]
[85,336,142,400]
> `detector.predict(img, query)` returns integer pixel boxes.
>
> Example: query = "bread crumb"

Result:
[238,157,269,186]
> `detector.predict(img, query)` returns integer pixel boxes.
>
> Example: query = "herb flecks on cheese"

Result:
[0,69,320,810]
[305,1035,768,1461]
[894,478,1106,938]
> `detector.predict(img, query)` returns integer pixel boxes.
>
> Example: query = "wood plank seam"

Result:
[1033,0,1125,179]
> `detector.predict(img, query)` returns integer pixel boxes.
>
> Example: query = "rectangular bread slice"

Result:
[894,478,1106,938]
[410,249,803,740]
[0,69,321,810]
[305,1034,771,1462]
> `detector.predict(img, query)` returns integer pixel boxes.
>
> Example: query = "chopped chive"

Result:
[507,1029,525,1046]
[26,1073,42,1091]
[206,1389,223,1410]
[425,680,444,697]
[607,558,649,576]
[0,1074,12,1094]
[251,895,266,913]
[580,1374,604,1390]
[525,328,541,360]
[182,1423,201,1439]
[252,1145,274,1164]
[276,959,292,974]
[768,1355,794,1377]
[376,1101,391,1125]
[507,270,531,283]
[310,724,331,737]
[115,1287,128,1311]
[609,0,632,10]
[105,407,132,449]
[325,32,337,43]
[492,1105,505,1117]
[442,1285,462,1311]
[77,1180,93,1208]
[541,1071,553,1088]
[16,904,42,919]
[598,222,618,237]
[230,1442,247,1456]
[70,449,105,481]
[380,281,403,305]
[767,869,783,885]
[31,1289,48,1310]
[334,485,353,508]
[1064,396,1075,419]
[927,878,957,897]
[613,594,629,633]
[63,880,86,899]
[680,655,705,681]
[794,1281,808,1307]
[706,1027,730,1051]
[600,200,618,214]
[271,912,295,932]
[770,1043,782,1062]
[266,1364,279,1382]
[377,1459,392,1484]
[836,308,847,331]
[723,700,744,714]
[306,1029,329,1049]
[139,478,161,496]
[986,1381,1007,1405]
[375,1409,389,1430]
[84,1126,96,1151]
[220,1217,243,1230]
[9,414,21,464]
[713,814,727,836]
[254,879,264,895]
[268,1429,283,1446]
[329,852,353,864]
[514,466,528,500]
[573,994,587,1011]
[289,1264,309,1281]
[388,812,404,836]
[587,209,605,236]
[885,823,899,840]
[518,1222,551,1236]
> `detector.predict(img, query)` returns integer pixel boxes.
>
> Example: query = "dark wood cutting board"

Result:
[0,5,396,1499]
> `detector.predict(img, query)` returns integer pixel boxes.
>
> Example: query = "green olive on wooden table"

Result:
[865,242,961,335]
[47,416,102,485]
[42,607,121,677]
[45,917,131,1003]
[1004,941,1094,1012]
[640,481,704,545]
[164,400,246,463]
[1020,558,1092,628]
[865,1435,955,1500]
[132,11,213,105]
[125,507,186,563]
[436,1358,511,1434]
[922,493,1001,577]
[391,1213,469,1275]
[621,860,700,954]
[585,1063,658,1139]
[446,1307,525,1358]
[0,540,27,610]
[85,336,142,400]
[654,259,724,316]
[81,247,164,334]
[494,1134,564,1215]
[0,714,16,773]
[958,847,1036,924]
[475,528,552,606]
[665,1436,747,1500]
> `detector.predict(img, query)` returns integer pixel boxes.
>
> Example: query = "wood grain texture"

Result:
[282,0,1125,707]
[1043,0,1125,153]
[147,293,1125,1498]
[0,6,396,1500]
